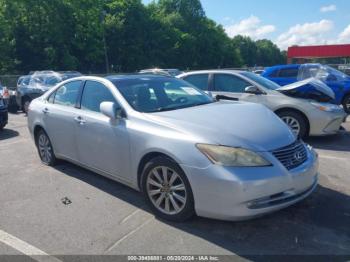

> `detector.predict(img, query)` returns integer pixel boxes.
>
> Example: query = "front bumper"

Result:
[181,146,318,221]
[309,109,347,136]
[16,89,44,108]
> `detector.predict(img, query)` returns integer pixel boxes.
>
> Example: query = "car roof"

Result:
[180,69,246,76]
[105,74,173,82]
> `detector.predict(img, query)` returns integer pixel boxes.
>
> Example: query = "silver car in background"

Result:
[178,70,346,138]
[139,68,184,77]
[28,75,318,221]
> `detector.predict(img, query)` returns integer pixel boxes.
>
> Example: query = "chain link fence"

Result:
[0,75,21,90]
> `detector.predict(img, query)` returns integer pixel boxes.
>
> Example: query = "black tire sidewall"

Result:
[343,94,350,114]
[36,130,57,166]
[22,99,31,113]
[277,111,308,138]
[141,156,195,222]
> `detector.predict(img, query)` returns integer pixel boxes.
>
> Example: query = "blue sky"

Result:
[142,0,350,50]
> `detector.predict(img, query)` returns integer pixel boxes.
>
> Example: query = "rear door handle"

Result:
[42,108,50,114]
[74,116,86,125]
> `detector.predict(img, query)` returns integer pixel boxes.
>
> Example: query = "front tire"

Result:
[342,94,350,114]
[277,110,308,138]
[141,156,195,222]
[22,98,31,114]
[35,129,57,166]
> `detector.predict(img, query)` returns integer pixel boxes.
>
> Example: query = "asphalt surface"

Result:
[0,113,349,260]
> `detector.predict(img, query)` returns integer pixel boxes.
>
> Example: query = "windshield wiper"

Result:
[150,106,179,112]
[215,95,239,101]
[150,102,213,112]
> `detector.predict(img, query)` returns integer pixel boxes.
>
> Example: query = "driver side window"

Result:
[80,81,117,113]
[214,74,251,93]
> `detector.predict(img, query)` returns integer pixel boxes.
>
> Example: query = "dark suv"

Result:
[16,71,82,113]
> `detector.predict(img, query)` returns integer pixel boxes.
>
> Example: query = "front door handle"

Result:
[74,116,86,125]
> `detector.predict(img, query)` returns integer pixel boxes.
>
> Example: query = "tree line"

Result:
[0,0,286,75]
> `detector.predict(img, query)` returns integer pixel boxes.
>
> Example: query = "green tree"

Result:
[0,0,285,74]
[256,39,285,66]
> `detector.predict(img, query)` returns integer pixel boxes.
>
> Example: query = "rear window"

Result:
[278,68,298,78]
[268,69,280,77]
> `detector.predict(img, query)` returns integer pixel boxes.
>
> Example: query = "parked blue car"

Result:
[262,64,350,113]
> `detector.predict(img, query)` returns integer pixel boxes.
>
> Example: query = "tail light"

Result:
[3,88,9,99]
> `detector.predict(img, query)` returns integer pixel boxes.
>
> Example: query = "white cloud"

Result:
[276,20,334,50]
[224,15,276,40]
[320,4,337,13]
[337,25,350,43]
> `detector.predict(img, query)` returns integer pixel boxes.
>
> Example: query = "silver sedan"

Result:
[28,75,318,221]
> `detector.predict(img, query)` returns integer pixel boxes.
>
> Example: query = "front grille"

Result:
[272,140,308,170]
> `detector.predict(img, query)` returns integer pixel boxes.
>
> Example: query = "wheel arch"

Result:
[33,125,45,146]
[274,107,310,135]
[137,151,179,191]
[21,95,32,105]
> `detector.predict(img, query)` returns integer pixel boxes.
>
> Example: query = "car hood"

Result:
[277,78,335,102]
[144,101,295,152]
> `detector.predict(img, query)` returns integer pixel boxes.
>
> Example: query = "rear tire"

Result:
[35,129,57,166]
[342,94,350,114]
[141,156,195,222]
[277,110,308,138]
[8,96,18,113]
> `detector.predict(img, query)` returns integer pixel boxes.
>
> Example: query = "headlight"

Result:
[196,144,272,167]
[311,102,341,112]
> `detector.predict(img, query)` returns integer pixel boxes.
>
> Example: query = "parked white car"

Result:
[179,70,346,138]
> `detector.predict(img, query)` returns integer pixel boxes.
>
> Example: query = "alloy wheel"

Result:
[146,166,187,215]
[281,116,301,136]
[38,133,53,164]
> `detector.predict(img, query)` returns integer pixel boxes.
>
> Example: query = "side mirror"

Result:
[245,86,261,94]
[205,91,213,98]
[100,101,123,119]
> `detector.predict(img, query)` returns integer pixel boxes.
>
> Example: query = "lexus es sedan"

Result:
[28,75,318,221]
[178,70,346,138]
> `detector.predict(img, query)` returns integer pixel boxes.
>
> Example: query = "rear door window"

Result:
[52,81,82,107]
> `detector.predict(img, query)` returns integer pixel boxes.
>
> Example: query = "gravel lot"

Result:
[0,113,349,260]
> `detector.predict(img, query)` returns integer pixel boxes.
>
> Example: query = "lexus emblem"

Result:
[294,152,303,161]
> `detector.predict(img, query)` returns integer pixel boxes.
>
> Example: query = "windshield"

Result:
[240,71,281,90]
[323,65,348,79]
[112,77,214,113]
[298,64,348,81]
